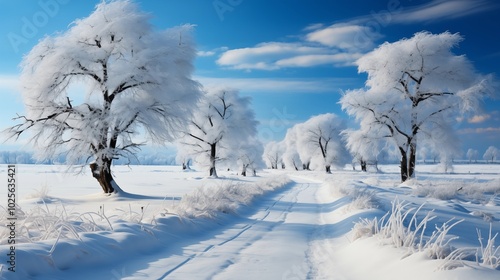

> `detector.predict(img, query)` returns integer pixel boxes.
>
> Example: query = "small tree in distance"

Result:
[263,141,286,169]
[6,1,200,194]
[466,148,478,163]
[300,113,348,173]
[483,146,498,163]
[280,114,348,173]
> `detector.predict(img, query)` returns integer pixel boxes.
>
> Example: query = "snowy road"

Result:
[48,178,323,280]
[142,179,319,280]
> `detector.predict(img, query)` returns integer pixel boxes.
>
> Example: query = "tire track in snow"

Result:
[210,182,316,280]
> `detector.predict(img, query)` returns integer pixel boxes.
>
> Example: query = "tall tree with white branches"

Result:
[341,31,492,182]
[6,1,200,193]
[178,88,258,177]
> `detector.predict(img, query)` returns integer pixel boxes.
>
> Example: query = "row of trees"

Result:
[264,32,492,182]
[468,146,500,163]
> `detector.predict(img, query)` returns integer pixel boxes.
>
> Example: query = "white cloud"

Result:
[393,0,493,23]
[458,127,500,134]
[468,114,491,124]
[197,46,229,57]
[306,24,379,51]
[214,0,494,72]
[276,53,362,68]
[217,42,339,70]
[197,50,216,57]
[216,22,381,71]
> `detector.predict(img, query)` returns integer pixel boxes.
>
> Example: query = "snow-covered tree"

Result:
[343,129,384,172]
[236,138,265,176]
[178,87,258,177]
[6,1,200,193]
[283,127,302,171]
[299,113,348,173]
[466,148,478,163]
[281,114,348,173]
[263,141,286,169]
[340,31,492,182]
[483,146,498,163]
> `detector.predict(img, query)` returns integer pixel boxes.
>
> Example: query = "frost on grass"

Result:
[352,199,460,259]
[477,225,500,269]
[324,180,379,212]
[352,198,500,270]
[412,178,500,205]
[0,202,112,244]
[173,175,291,219]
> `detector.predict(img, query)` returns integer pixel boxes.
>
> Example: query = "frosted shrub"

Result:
[352,216,382,240]
[173,175,291,219]
[477,225,500,269]
[352,199,461,260]
[0,203,114,245]
[348,189,378,211]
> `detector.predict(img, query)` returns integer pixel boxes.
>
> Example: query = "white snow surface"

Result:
[0,164,499,279]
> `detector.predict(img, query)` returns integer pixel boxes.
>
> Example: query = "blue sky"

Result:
[0,0,499,156]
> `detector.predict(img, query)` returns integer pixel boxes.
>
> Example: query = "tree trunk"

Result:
[400,150,408,182]
[409,142,417,179]
[360,160,367,172]
[325,165,331,173]
[209,143,218,177]
[241,164,247,176]
[303,162,310,170]
[90,160,116,194]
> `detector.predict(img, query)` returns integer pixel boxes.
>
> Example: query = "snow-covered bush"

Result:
[477,225,500,269]
[352,199,461,260]
[173,175,291,219]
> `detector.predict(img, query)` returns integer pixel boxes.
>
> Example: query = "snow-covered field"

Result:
[0,164,499,279]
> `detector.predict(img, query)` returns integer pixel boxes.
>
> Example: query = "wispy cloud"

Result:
[195,76,359,93]
[215,0,495,71]
[468,114,491,124]
[197,46,229,57]
[216,23,373,71]
[306,24,381,51]
[458,127,500,134]
[216,41,364,70]
[197,50,216,57]
[392,0,494,24]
